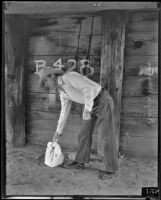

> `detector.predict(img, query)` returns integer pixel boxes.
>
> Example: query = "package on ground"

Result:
[45,141,64,167]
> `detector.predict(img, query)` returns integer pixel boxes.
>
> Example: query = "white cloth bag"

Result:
[45,141,64,167]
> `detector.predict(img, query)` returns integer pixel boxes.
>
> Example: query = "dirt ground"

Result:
[6,144,157,196]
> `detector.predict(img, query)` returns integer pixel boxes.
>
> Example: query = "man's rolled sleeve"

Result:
[82,88,94,112]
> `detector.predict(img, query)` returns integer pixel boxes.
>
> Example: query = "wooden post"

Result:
[5,15,29,147]
[98,11,126,157]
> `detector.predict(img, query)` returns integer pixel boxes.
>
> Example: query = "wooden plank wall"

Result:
[26,11,158,157]
[26,14,102,148]
[120,11,158,157]
[5,15,30,147]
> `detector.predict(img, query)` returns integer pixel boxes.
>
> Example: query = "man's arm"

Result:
[56,92,72,135]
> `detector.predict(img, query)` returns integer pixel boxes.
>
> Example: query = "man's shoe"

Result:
[64,161,85,169]
[98,170,115,179]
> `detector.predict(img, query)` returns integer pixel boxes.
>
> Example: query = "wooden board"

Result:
[92,16,102,35]
[127,11,158,33]
[30,18,80,36]
[26,92,83,113]
[100,11,126,156]
[28,36,78,55]
[26,111,98,132]
[26,110,81,121]
[26,127,98,152]
[27,110,157,138]
[29,16,102,36]
[120,116,158,138]
[27,125,158,157]
[119,136,158,157]
[78,35,102,56]
[26,129,79,147]
[26,116,98,144]
[28,35,101,56]
[4,2,158,14]
[5,15,30,147]
[26,119,81,132]
[26,92,61,112]
[124,56,158,75]
[121,96,158,117]
[122,76,158,96]
[120,10,158,158]
[125,32,158,56]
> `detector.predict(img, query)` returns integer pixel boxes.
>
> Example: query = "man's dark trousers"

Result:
[75,89,118,172]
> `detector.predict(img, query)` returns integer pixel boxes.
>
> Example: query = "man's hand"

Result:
[52,131,61,143]
[83,109,91,120]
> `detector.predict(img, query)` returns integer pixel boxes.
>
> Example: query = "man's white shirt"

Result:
[56,71,101,134]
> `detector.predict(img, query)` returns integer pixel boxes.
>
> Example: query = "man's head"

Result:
[37,67,64,91]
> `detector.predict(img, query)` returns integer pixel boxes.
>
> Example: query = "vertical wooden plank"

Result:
[98,11,126,157]
[5,15,30,147]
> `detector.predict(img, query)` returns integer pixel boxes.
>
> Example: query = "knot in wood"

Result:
[133,40,144,49]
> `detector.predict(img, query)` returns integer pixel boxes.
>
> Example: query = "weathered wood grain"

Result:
[119,136,157,157]
[122,76,158,96]
[26,110,82,121]
[27,128,157,157]
[26,73,49,93]
[120,116,158,138]
[124,56,158,75]
[26,92,83,113]
[26,127,98,152]
[5,15,30,147]
[28,35,101,56]
[120,11,158,158]
[125,32,158,56]
[26,119,81,132]
[26,92,61,112]
[121,96,158,117]
[26,117,98,137]
[26,129,79,147]
[127,11,158,33]
[78,35,102,56]
[28,36,78,55]
[24,10,159,158]
[100,11,126,156]
[30,16,101,36]
[26,124,158,158]
[27,13,102,19]
[5,2,158,15]
[91,35,102,56]
[30,18,80,36]
[26,111,158,139]
[93,16,102,35]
